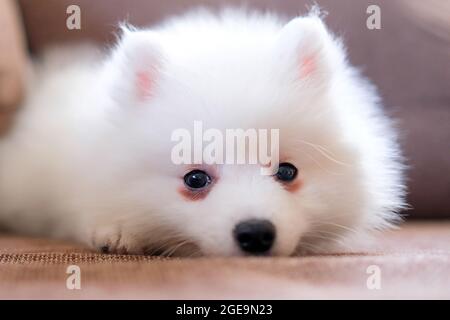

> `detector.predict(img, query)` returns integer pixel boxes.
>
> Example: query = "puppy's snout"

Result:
[233,219,276,255]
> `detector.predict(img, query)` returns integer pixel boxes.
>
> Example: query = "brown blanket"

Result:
[0,221,449,299]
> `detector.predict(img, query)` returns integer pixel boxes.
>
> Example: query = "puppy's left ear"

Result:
[275,15,338,89]
[109,27,164,105]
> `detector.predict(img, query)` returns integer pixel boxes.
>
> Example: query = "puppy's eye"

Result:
[184,170,212,190]
[276,163,298,182]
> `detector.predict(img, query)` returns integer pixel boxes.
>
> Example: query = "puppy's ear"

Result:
[109,26,163,105]
[275,16,336,89]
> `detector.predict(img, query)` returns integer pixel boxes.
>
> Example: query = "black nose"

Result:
[234,219,276,254]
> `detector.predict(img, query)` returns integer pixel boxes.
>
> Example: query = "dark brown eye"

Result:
[276,163,298,182]
[184,170,211,190]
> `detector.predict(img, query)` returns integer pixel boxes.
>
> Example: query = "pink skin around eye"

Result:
[283,179,303,193]
[178,165,219,202]
[275,159,303,193]
[178,187,210,202]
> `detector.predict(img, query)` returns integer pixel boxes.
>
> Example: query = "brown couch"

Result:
[0,0,449,299]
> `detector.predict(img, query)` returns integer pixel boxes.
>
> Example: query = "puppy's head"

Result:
[96,13,392,256]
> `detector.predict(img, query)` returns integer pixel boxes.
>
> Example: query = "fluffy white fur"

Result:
[0,9,405,256]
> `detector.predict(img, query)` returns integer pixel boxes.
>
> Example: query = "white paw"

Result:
[89,223,144,255]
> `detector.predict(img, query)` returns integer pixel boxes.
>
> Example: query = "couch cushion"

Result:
[1,221,449,299]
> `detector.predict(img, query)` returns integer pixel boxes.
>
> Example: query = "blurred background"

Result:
[10,0,450,219]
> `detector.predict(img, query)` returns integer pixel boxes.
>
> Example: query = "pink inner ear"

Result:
[136,70,155,100]
[299,55,316,78]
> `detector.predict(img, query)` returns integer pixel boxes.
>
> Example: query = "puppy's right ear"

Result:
[275,15,337,90]
[108,26,163,106]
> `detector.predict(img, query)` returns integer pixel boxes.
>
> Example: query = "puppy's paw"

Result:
[86,222,200,257]
[90,224,144,255]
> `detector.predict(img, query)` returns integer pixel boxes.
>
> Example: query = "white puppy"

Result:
[0,10,406,256]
